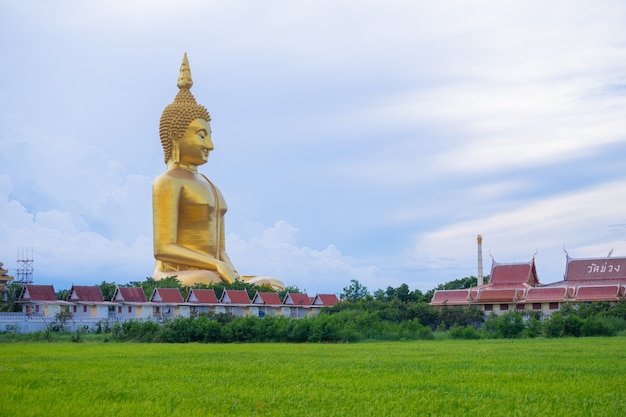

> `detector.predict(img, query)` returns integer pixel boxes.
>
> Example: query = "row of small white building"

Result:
[1,284,340,332]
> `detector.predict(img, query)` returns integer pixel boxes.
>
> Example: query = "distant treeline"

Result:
[3,276,626,343]
[93,298,626,343]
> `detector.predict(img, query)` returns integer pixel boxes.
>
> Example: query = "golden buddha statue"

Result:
[152,53,284,290]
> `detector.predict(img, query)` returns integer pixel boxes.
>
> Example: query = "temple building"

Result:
[431,252,626,316]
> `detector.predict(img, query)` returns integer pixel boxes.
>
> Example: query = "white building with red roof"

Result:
[111,287,151,320]
[250,291,282,317]
[217,290,251,317]
[185,288,219,316]
[150,288,188,319]
[282,292,312,318]
[17,284,69,317]
[66,285,108,319]
[312,294,339,307]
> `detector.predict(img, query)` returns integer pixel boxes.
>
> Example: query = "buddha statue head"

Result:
[159,53,211,165]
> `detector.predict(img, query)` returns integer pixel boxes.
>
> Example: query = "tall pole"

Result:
[477,235,484,286]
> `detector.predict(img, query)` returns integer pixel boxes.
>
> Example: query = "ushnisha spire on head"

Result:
[177,52,193,90]
[159,53,211,163]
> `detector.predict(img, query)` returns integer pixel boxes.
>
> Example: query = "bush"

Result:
[524,318,542,338]
[543,312,565,338]
[581,317,616,337]
[449,325,481,340]
[564,315,584,337]
[483,312,524,339]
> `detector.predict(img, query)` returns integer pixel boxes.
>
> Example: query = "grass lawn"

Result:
[1,338,624,416]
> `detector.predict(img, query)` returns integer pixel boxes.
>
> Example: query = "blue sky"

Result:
[1,0,625,295]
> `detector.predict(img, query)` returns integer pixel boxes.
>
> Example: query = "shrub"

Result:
[543,312,565,338]
[581,317,616,337]
[563,315,584,337]
[449,325,481,340]
[524,318,542,338]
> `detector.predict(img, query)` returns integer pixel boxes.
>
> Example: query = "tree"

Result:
[98,281,117,301]
[56,288,70,301]
[340,279,368,302]
[277,285,301,300]
[1,283,23,312]
[435,275,490,291]
[396,283,411,302]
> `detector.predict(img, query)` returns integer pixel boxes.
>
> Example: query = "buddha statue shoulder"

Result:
[152,53,284,290]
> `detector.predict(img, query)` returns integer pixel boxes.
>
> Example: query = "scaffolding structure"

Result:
[15,247,34,285]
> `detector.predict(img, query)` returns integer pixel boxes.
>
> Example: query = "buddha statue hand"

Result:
[216,260,238,284]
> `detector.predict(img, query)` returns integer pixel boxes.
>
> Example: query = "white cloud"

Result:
[228,220,381,294]
[1,0,625,296]
[413,179,626,283]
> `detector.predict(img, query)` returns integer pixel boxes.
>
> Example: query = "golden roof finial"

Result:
[177,52,193,90]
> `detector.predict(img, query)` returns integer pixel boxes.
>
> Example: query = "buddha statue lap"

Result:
[151,53,284,290]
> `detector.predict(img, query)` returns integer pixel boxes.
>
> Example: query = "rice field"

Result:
[1,338,624,416]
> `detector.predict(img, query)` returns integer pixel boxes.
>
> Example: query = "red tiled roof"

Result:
[151,288,183,303]
[490,262,539,286]
[430,290,470,306]
[68,286,104,302]
[525,287,569,302]
[113,287,147,303]
[565,257,626,282]
[186,288,218,303]
[574,285,620,301]
[19,285,57,301]
[252,292,282,305]
[313,294,339,306]
[475,288,520,303]
[284,293,311,306]
[220,290,251,304]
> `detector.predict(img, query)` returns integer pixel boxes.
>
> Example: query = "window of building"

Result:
[549,302,559,310]
[118,306,122,313]
[484,304,493,311]
[83,305,87,313]
[73,306,77,313]
[516,304,525,310]
[533,303,542,310]
[500,304,509,311]
[128,306,132,313]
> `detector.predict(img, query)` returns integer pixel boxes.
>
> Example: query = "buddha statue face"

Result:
[158,53,211,165]
[176,118,213,167]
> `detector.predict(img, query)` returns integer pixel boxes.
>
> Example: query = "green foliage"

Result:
[340,279,368,302]
[436,275,490,291]
[373,284,430,303]
[98,281,117,301]
[0,283,23,312]
[55,288,70,301]
[524,317,543,338]
[440,306,483,329]
[581,316,616,337]
[543,312,565,338]
[449,325,482,339]
[483,312,525,339]
[277,285,302,300]
[52,310,74,332]
[600,300,626,320]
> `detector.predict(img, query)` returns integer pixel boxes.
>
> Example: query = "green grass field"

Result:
[1,338,624,416]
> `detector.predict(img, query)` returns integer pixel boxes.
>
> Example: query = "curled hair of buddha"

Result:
[159,53,211,163]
